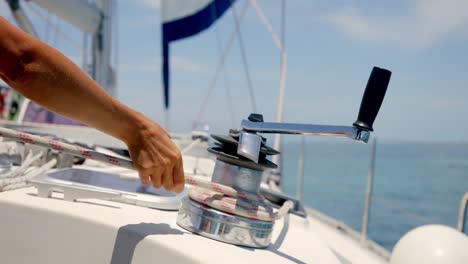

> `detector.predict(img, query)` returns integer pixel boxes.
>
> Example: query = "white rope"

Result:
[0,127,293,221]
[0,126,133,168]
[186,175,293,221]
[0,158,57,192]
[0,151,42,179]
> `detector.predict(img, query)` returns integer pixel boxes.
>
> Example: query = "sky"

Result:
[1,0,468,143]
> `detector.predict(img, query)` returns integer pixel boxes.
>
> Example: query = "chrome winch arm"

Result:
[238,66,392,162]
[241,120,370,142]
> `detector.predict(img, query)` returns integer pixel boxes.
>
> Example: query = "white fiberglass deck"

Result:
[0,166,388,264]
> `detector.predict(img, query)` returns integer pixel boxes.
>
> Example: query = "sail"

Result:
[161,0,236,109]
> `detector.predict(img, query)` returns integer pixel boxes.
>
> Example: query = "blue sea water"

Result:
[279,138,468,251]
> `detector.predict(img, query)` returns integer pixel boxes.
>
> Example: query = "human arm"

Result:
[0,17,184,193]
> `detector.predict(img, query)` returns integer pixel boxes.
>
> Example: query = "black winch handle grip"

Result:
[353,67,392,131]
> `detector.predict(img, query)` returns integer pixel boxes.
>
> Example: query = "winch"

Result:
[177,117,283,248]
[176,66,392,248]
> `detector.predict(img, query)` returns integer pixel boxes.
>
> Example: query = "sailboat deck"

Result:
[0,165,388,264]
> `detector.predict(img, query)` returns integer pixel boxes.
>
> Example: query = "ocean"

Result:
[278,138,468,251]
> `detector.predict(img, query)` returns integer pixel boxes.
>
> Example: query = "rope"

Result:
[0,151,42,179]
[0,126,293,221]
[0,156,56,192]
[0,126,133,169]
[187,175,293,221]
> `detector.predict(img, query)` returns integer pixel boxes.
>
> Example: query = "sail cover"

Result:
[161,0,236,109]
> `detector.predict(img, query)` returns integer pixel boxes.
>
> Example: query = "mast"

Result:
[30,0,115,96]
[93,0,116,97]
[5,0,39,37]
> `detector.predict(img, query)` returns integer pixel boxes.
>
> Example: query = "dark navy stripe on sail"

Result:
[162,0,236,109]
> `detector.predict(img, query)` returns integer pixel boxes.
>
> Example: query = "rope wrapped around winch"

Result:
[186,175,294,222]
[0,126,293,220]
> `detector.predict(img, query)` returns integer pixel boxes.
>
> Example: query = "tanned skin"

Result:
[0,17,184,193]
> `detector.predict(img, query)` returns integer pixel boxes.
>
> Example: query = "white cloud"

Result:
[321,0,468,49]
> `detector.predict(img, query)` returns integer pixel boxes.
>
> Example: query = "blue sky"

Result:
[1,0,468,143]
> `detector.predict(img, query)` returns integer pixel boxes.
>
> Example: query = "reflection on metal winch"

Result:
[177,196,274,248]
[177,128,279,248]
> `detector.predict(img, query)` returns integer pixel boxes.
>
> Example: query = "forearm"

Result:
[0,17,140,144]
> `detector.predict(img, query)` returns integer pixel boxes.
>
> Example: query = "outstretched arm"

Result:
[0,17,184,193]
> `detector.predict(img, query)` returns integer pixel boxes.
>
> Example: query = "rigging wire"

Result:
[277,0,287,181]
[113,0,119,94]
[53,15,60,46]
[82,33,89,72]
[248,0,288,181]
[249,0,285,51]
[195,0,250,127]
[211,2,237,128]
[0,1,14,21]
[44,10,51,44]
[25,2,82,51]
[231,2,258,113]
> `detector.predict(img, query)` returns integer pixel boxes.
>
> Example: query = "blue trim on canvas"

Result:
[161,0,235,109]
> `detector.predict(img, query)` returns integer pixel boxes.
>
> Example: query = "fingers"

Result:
[126,121,185,193]
[162,166,174,191]
[173,158,185,193]
[138,165,180,193]
[149,158,184,193]
[137,167,152,186]
[149,167,163,189]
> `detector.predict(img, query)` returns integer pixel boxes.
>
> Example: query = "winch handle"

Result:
[353,67,391,131]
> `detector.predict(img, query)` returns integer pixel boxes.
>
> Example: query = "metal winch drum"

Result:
[177,128,280,248]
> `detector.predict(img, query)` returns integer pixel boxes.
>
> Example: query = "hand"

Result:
[0,17,182,193]
[125,115,184,193]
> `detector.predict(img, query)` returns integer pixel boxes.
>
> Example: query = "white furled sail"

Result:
[161,0,236,109]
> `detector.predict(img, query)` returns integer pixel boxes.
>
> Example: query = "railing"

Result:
[457,192,468,233]
[295,137,378,243]
[361,137,377,242]
[289,135,468,258]
[291,137,447,258]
